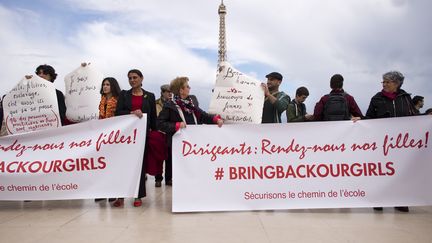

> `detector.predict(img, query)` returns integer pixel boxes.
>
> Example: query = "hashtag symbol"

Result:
[214,167,224,180]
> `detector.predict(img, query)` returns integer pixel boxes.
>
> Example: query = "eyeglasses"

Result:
[381,80,394,84]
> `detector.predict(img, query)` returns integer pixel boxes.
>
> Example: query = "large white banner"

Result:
[2,76,61,135]
[172,116,432,212]
[64,64,103,122]
[0,115,147,200]
[208,62,264,124]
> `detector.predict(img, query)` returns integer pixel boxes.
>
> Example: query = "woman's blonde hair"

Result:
[170,76,189,96]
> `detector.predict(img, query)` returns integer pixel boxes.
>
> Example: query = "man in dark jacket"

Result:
[313,74,363,121]
[412,95,424,115]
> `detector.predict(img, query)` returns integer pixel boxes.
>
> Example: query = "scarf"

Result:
[99,96,118,119]
[381,90,398,101]
[173,95,201,120]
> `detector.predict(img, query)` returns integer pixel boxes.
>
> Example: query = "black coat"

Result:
[114,88,156,198]
[366,89,416,119]
[56,89,67,126]
[0,100,3,131]
[157,99,215,146]
[115,89,157,131]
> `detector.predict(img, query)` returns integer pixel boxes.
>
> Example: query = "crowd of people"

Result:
[0,64,430,212]
[260,70,430,213]
[0,64,224,208]
[260,70,431,125]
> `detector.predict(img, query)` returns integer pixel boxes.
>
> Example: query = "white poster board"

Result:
[0,115,146,200]
[64,64,102,122]
[172,116,432,212]
[2,76,61,135]
[208,62,264,124]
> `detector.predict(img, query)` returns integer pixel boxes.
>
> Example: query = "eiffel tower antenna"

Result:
[218,0,227,65]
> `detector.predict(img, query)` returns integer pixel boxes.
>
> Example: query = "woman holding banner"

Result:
[366,70,416,213]
[94,77,122,203]
[114,69,157,207]
[157,77,223,186]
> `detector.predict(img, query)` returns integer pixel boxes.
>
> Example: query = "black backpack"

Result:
[322,92,350,121]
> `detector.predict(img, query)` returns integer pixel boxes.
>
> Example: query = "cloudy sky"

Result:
[1,0,431,114]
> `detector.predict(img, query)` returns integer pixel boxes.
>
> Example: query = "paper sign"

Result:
[2,76,61,135]
[64,64,102,122]
[208,62,264,124]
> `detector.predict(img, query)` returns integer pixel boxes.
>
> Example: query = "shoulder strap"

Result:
[291,101,299,117]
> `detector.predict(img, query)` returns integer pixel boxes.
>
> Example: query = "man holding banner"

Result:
[261,72,290,123]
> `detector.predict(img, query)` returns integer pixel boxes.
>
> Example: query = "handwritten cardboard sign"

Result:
[64,65,103,122]
[208,62,264,124]
[2,76,61,135]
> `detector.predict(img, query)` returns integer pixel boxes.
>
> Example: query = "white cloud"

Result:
[0,2,217,104]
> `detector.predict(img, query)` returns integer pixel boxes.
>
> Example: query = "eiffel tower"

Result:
[218,0,227,66]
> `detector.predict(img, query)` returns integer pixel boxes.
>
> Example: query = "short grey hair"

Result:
[383,71,404,87]
[160,84,170,92]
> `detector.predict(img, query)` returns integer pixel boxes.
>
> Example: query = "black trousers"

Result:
[155,149,172,182]
[137,148,148,198]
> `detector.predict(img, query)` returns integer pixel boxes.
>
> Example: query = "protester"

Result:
[157,77,223,186]
[35,64,67,125]
[99,77,122,119]
[261,72,290,123]
[366,71,416,120]
[287,86,313,122]
[412,95,424,114]
[313,74,363,121]
[155,84,172,116]
[154,84,172,187]
[154,85,199,187]
[9,65,67,202]
[114,69,157,207]
[366,71,416,212]
[95,77,122,203]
